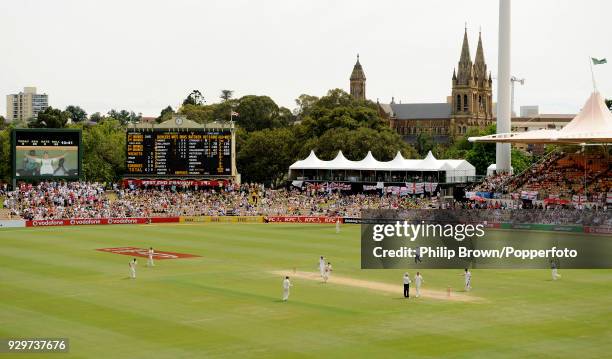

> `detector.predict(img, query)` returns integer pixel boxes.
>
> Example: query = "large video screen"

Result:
[126,129,232,176]
[12,129,82,178]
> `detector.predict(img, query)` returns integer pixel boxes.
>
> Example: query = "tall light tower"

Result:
[495,0,512,173]
[510,76,525,116]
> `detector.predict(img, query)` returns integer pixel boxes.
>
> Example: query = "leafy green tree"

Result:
[606,98,612,111]
[29,107,69,128]
[511,148,534,174]
[220,90,234,102]
[89,112,104,123]
[297,127,417,161]
[0,127,12,181]
[183,90,205,106]
[81,119,126,182]
[234,95,284,131]
[180,104,215,123]
[237,127,296,185]
[65,105,88,123]
[294,94,319,117]
[465,141,496,175]
[157,106,175,123]
[415,132,434,156]
[107,109,141,126]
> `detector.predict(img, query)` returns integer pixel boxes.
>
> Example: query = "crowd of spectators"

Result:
[2,178,609,226]
[3,182,439,220]
[469,151,610,202]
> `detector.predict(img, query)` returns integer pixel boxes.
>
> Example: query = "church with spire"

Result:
[364,28,494,143]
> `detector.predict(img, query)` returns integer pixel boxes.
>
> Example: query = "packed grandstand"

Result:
[3,148,610,227]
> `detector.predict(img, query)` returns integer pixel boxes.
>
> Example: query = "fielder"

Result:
[463,268,472,291]
[147,247,155,267]
[551,260,561,281]
[129,258,137,279]
[323,262,332,283]
[319,256,326,278]
[336,219,341,234]
[282,276,292,301]
[403,272,411,298]
[415,272,424,298]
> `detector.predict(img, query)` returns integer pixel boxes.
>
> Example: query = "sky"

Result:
[1,0,611,117]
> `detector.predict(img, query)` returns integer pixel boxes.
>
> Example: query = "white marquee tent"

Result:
[469,91,612,144]
[288,150,476,183]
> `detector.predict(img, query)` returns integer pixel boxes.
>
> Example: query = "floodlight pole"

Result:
[510,76,525,117]
[495,0,512,174]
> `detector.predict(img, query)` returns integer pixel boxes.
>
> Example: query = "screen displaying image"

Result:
[13,130,81,178]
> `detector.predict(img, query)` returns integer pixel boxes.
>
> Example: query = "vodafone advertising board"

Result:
[25,217,179,227]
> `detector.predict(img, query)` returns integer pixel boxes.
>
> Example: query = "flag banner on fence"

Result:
[363,185,378,191]
[520,191,538,200]
[572,195,587,203]
[548,194,560,199]
[415,183,425,194]
[607,193,612,204]
[376,182,384,189]
[424,182,438,193]
[400,186,409,196]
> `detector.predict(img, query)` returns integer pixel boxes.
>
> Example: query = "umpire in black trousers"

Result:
[403,273,412,298]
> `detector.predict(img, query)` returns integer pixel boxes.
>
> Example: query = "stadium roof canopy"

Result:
[289,150,475,175]
[468,91,612,144]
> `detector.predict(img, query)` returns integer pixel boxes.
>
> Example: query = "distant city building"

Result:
[374,29,494,143]
[510,113,574,153]
[6,87,48,122]
[520,105,539,117]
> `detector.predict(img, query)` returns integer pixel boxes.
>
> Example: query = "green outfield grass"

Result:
[1,223,611,358]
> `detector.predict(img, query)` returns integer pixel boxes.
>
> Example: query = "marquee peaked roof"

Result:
[328,151,355,170]
[356,151,382,171]
[468,91,612,144]
[289,150,325,169]
[289,150,475,173]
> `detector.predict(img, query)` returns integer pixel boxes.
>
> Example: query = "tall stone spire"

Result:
[456,27,473,85]
[350,54,366,100]
[474,30,487,81]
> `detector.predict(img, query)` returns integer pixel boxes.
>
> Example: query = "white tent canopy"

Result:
[468,91,612,144]
[289,150,476,182]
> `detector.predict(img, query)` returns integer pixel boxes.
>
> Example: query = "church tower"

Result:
[451,29,493,135]
[350,54,366,101]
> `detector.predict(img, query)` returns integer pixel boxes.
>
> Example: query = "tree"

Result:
[0,127,12,181]
[29,107,69,128]
[415,132,434,156]
[89,112,104,123]
[234,95,284,131]
[294,94,319,117]
[65,105,88,123]
[297,127,417,162]
[180,104,215,124]
[183,90,205,106]
[107,109,141,126]
[511,148,534,174]
[156,106,175,123]
[237,127,296,185]
[220,90,234,102]
[81,119,126,182]
[606,98,612,111]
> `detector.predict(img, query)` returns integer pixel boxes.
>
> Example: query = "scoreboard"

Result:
[126,130,232,176]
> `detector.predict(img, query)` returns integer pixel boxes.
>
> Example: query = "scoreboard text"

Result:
[126,130,232,176]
